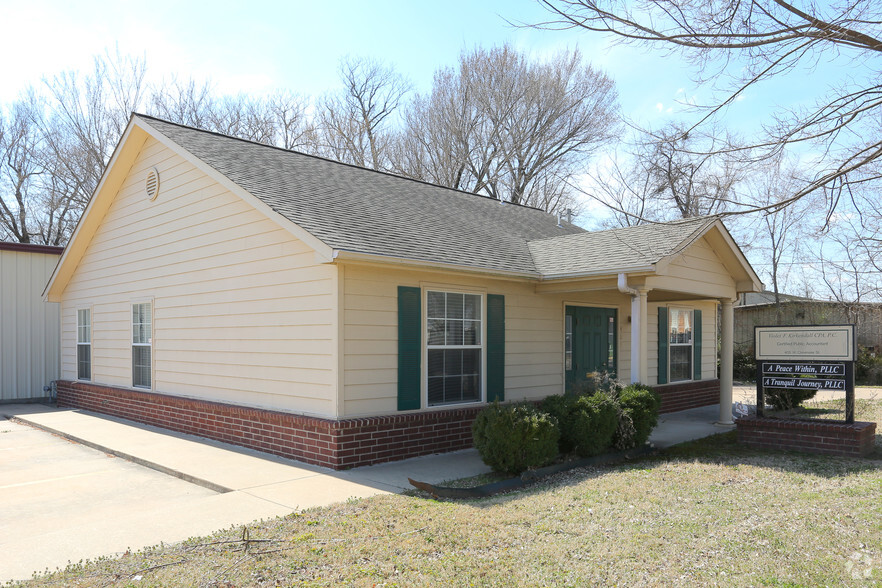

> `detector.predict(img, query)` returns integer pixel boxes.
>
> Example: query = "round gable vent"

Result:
[145,167,160,201]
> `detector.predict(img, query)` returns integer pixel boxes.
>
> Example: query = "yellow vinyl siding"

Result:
[0,249,61,400]
[658,236,737,299]
[59,138,336,417]
[341,263,632,417]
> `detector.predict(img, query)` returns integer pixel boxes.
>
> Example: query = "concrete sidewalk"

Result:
[0,403,489,583]
[1,400,734,583]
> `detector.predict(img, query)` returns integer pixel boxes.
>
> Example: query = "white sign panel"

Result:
[755,325,854,361]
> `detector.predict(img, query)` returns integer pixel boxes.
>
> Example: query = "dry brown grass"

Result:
[14,403,882,587]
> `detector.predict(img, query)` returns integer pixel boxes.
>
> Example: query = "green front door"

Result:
[565,306,617,392]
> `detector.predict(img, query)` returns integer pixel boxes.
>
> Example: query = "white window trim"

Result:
[76,307,92,381]
[421,287,487,409]
[668,306,694,383]
[131,299,154,390]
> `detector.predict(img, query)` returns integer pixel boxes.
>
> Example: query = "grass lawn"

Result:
[14,403,882,587]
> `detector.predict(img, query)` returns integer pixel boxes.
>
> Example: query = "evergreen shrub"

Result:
[613,384,661,449]
[471,402,560,475]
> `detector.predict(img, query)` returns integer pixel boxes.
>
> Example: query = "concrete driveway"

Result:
[0,405,490,584]
[1,393,759,584]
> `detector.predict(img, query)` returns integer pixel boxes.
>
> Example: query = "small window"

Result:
[669,308,693,382]
[427,291,482,406]
[132,302,152,389]
[77,309,91,380]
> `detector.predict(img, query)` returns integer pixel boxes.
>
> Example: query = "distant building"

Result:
[0,242,63,402]
[735,291,882,351]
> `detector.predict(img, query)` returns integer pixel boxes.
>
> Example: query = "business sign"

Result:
[755,325,855,361]
[754,325,856,423]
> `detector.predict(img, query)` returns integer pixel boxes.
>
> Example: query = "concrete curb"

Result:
[6,415,233,494]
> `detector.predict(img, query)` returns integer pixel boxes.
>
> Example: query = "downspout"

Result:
[617,273,638,297]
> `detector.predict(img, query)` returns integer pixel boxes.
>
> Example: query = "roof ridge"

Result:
[133,112,554,216]
[526,215,715,245]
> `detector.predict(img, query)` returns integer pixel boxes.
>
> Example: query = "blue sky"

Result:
[0,0,767,126]
[3,0,851,149]
[1,0,868,296]
[3,0,850,141]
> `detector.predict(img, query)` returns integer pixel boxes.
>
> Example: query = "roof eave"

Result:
[332,249,540,280]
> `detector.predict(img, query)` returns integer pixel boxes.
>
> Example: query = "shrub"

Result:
[540,394,578,453]
[856,346,882,386]
[733,346,757,382]
[612,384,661,450]
[764,387,817,410]
[471,402,560,475]
[569,393,619,457]
[540,392,619,456]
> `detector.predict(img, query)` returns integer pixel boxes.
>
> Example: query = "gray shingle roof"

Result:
[138,115,719,279]
[138,115,583,275]
[528,217,717,277]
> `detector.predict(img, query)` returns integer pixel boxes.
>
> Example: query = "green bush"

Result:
[569,393,619,457]
[540,392,619,456]
[539,394,578,453]
[764,387,817,410]
[733,347,757,382]
[612,384,661,450]
[471,402,560,475]
[856,346,882,386]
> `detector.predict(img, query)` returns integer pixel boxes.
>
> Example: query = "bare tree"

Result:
[315,57,410,170]
[740,156,814,310]
[0,99,44,243]
[148,77,216,130]
[585,152,655,227]
[583,122,743,226]
[641,123,744,218]
[533,1,882,221]
[266,91,315,151]
[396,44,619,214]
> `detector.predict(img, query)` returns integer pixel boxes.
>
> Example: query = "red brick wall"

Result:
[56,381,480,469]
[736,416,877,457]
[57,378,727,469]
[654,379,720,413]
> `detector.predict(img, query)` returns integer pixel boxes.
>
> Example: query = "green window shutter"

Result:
[397,286,421,411]
[693,309,702,381]
[486,294,505,402]
[657,307,668,385]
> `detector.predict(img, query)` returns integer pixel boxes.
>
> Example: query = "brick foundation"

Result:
[654,379,720,413]
[736,416,877,457]
[57,378,727,469]
[56,381,481,470]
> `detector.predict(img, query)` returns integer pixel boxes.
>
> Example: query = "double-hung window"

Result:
[427,291,482,406]
[132,302,152,389]
[668,308,693,382]
[77,309,91,380]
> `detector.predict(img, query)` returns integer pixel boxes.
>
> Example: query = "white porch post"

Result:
[718,298,735,425]
[630,288,650,384]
